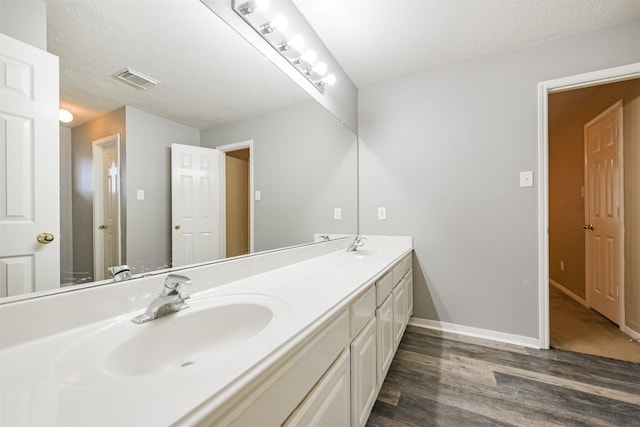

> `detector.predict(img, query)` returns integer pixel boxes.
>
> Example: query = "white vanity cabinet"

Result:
[376,294,395,384]
[284,349,351,427]
[195,251,413,427]
[393,278,407,348]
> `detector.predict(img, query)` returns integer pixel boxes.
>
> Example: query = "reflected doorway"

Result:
[92,133,122,281]
[217,140,254,258]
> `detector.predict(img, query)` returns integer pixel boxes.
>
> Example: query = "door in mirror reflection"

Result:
[92,134,122,281]
[171,143,222,267]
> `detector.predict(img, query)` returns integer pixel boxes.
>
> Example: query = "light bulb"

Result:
[255,0,269,11]
[239,0,267,15]
[271,14,288,31]
[322,74,336,86]
[59,108,73,123]
[289,34,304,51]
[312,61,327,76]
[300,50,317,65]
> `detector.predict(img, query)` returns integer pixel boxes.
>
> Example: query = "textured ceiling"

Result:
[45,0,309,129]
[291,0,640,87]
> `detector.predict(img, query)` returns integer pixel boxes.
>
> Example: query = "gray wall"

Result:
[358,20,640,339]
[125,106,200,273]
[59,126,73,284]
[201,99,358,252]
[0,0,46,50]
[71,107,126,282]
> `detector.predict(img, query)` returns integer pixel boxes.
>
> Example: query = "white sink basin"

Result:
[107,302,275,376]
[53,294,288,383]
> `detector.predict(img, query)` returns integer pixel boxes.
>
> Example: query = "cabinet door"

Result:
[407,271,414,316]
[393,279,407,348]
[284,349,351,427]
[376,295,394,385]
[351,317,377,427]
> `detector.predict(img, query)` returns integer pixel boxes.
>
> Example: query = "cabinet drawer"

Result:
[217,310,350,426]
[350,286,375,338]
[392,254,412,285]
[376,272,394,306]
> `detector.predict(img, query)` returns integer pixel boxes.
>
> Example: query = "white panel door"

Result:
[584,101,622,324]
[92,134,121,280]
[171,143,221,267]
[0,34,59,296]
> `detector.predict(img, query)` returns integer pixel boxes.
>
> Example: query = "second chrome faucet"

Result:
[132,274,192,324]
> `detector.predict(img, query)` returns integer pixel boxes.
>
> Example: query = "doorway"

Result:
[92,133,122,281]
[217,141,255,258]
[539,64,640,358]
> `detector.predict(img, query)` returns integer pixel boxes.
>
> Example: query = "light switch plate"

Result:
[378,207,387,220]
[136,190,144,200]
[520,171,533,188]
[255,190,261,201]
[334,208,342,220]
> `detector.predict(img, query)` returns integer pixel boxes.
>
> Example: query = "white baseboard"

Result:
[622,325,640,341]
[549,279,588,307]
[408,317,540,349]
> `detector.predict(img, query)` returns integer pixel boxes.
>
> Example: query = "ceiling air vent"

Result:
[113,68,160,90]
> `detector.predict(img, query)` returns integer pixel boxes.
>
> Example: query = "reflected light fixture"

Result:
[59,108,73,123]
[234,0,336,93]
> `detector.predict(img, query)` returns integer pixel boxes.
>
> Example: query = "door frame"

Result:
[216,140,255,256]
[92,133,121,281]
[583,100,624,319]
[537,62,640,348]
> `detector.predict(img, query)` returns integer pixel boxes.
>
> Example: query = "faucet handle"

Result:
[163,273,192,293]
[108,265,131,282]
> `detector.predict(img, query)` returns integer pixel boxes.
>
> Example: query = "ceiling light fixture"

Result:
[233,0,335,93]
[59,108,73,123]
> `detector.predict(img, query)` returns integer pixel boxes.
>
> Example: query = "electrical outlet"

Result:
[560,261,564,271]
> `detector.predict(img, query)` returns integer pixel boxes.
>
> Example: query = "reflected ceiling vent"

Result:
[113,68,160,90]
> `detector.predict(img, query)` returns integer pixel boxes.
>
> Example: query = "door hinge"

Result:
[616,127,620,138]
[617,287,620,297]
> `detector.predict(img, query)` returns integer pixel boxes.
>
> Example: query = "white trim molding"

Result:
[537,62,640,349]
[549,279,588,307]
[408,317,540,349]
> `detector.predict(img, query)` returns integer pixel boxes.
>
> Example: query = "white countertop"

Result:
[0,236,412,426]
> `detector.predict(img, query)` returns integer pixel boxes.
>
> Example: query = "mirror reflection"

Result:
[2,0,357,299]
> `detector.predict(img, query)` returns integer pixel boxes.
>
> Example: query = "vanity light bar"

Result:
[233,0,335,93]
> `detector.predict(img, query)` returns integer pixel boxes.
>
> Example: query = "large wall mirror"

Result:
[1,0,357,300]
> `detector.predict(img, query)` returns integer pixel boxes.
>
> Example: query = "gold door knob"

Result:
[98,224,107,230]
[37,232,55,244]
[174,224,181,230]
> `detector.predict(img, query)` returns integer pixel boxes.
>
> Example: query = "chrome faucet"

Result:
[132,274,192,324]
[346,235,366,252]
[108,265,131,282]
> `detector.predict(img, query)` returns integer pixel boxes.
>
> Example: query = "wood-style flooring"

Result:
[367,326,640,427]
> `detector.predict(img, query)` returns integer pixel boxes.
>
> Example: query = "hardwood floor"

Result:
[367,326,640,427]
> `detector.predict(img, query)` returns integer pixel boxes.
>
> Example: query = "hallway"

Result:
[549,285,640,363]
